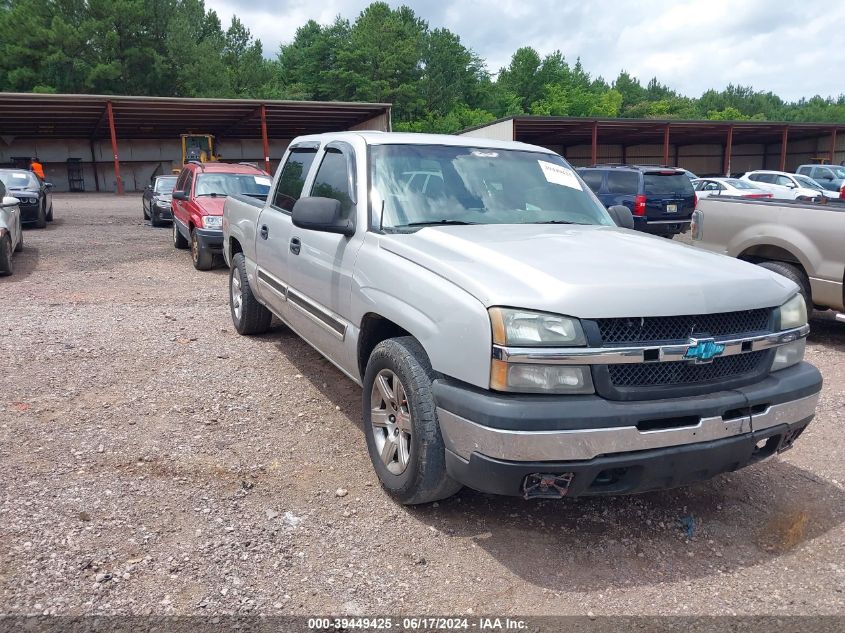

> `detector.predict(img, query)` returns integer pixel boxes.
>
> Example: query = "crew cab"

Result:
[171,161,271,269]
[223,132,821,504]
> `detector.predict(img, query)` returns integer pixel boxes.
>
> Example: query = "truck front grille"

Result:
[595,308,772,345]
[608,350,769,387]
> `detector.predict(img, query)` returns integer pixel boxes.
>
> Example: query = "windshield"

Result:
[643,173,695,196]
[827,167,845,178]
[370,145,613,231]
[0,170,39,189]
[195,173,271,197]
[154,176,177,193]
[794,175,823,190]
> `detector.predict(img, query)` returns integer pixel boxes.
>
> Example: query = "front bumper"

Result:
[194,227,223,253]
[152,203,172,220]
[19,202,40,223]
[434,362,822,497]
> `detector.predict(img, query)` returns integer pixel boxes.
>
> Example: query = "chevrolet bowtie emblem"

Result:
[684,337,725,364]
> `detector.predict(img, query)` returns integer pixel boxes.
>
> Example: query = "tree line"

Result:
[2,0,844,134]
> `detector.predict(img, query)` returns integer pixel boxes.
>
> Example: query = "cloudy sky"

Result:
[206,0,843,101]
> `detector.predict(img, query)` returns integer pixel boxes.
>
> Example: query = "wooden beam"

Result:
[591,121,598,165]
[830,127,838,165]
[662,124,670,165]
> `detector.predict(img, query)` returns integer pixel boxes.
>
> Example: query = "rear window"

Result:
[578,169,603,192]
[726,179,757,189]
[606,171,639,194]
[643,173,694,195]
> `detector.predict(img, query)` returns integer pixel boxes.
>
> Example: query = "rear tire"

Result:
[362,336,462,505]
[758,261,811,309]
[191,228,213,271]
[0,235,13,276]
[229,252,272,335]
[173,221,188,249]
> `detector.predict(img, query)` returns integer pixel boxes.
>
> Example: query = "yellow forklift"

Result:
[173,134,218,173]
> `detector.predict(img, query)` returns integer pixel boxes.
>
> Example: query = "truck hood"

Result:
[379,224,796,318]
[194,196,226,215]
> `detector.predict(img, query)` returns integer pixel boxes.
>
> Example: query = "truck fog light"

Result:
[771,339,805,372]
[491,360,594,394]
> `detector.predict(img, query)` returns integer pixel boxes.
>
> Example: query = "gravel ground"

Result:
[1,193,843,617]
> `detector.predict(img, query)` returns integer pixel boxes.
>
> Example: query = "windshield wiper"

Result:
[403,220,478,227]
[196,192,223,197]
[531,220,591,225]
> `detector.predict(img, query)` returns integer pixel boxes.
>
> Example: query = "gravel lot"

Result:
[1,193,843,618]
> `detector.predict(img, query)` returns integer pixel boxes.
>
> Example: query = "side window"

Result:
[579,169,603,192]
[175,169,188,192]
[183,169,195,196]
[606,171,639,194]
[310,148,354,219]
[775,175,792,187]
[272,148,317,212]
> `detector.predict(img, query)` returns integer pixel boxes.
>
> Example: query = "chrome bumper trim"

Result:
[437,392,819,463]
[646,219,692,225]
[493,324,809,366]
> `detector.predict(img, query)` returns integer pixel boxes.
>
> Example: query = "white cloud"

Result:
[206,0,845,100]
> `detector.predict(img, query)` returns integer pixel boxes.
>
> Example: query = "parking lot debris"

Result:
[679,515,696,539]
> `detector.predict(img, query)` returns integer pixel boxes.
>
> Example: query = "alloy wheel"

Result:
[369,369,412,475]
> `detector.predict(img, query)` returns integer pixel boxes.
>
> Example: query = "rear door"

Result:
[643,170,696,220]
[286,141,363,369]
[254,144,319,317]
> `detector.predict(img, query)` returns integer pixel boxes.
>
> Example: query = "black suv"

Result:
[576,164,697,237]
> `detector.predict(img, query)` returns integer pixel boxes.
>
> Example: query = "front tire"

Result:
[229,252,272,335]
[362,337,462,504]
[35,201,47,229]
[14,229,23,252]
[173,221,188,249]
[143,203,150,220]
[150,207,162,228]
[190,228,213,270]
[46,203,53,222]
[757,261,811,309]
[0,235,13,276]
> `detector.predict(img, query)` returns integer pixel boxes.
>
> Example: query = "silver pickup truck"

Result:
[692,197,845,322]
[223,132,822,504]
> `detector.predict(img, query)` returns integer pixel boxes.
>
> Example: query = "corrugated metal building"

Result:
[0,93,391,192]
[461,116,845,176]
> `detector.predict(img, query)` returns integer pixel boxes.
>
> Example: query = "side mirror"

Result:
[292,197,354,236]
[172,190,187,200]
[145,184,152,190]
[607,204,634,229]
[44,182,53,189]
[1,196,20,208]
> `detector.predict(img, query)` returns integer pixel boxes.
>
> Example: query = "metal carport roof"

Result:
[0,92,392,140]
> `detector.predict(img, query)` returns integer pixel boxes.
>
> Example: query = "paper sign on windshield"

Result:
[538,161,582,190]
[254,176,272,186]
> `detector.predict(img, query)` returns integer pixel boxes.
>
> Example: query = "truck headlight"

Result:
[778,294,807,330]
[489,308,593,393]
[489,308,586,347]
[203,216,223,229]
[491,362,594,394]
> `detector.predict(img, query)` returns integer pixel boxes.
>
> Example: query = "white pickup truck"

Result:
[223,132,822,504]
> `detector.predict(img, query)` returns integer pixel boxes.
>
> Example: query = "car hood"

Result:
[378,224,796,318]
[194,196,226,215]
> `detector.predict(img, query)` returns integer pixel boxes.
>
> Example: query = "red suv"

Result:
[171,162,272,270]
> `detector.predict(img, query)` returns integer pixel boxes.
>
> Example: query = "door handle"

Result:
[290,237,301,255]
[260,225,269,240]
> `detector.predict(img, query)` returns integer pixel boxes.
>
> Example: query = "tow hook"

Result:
[522,472,575,500]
